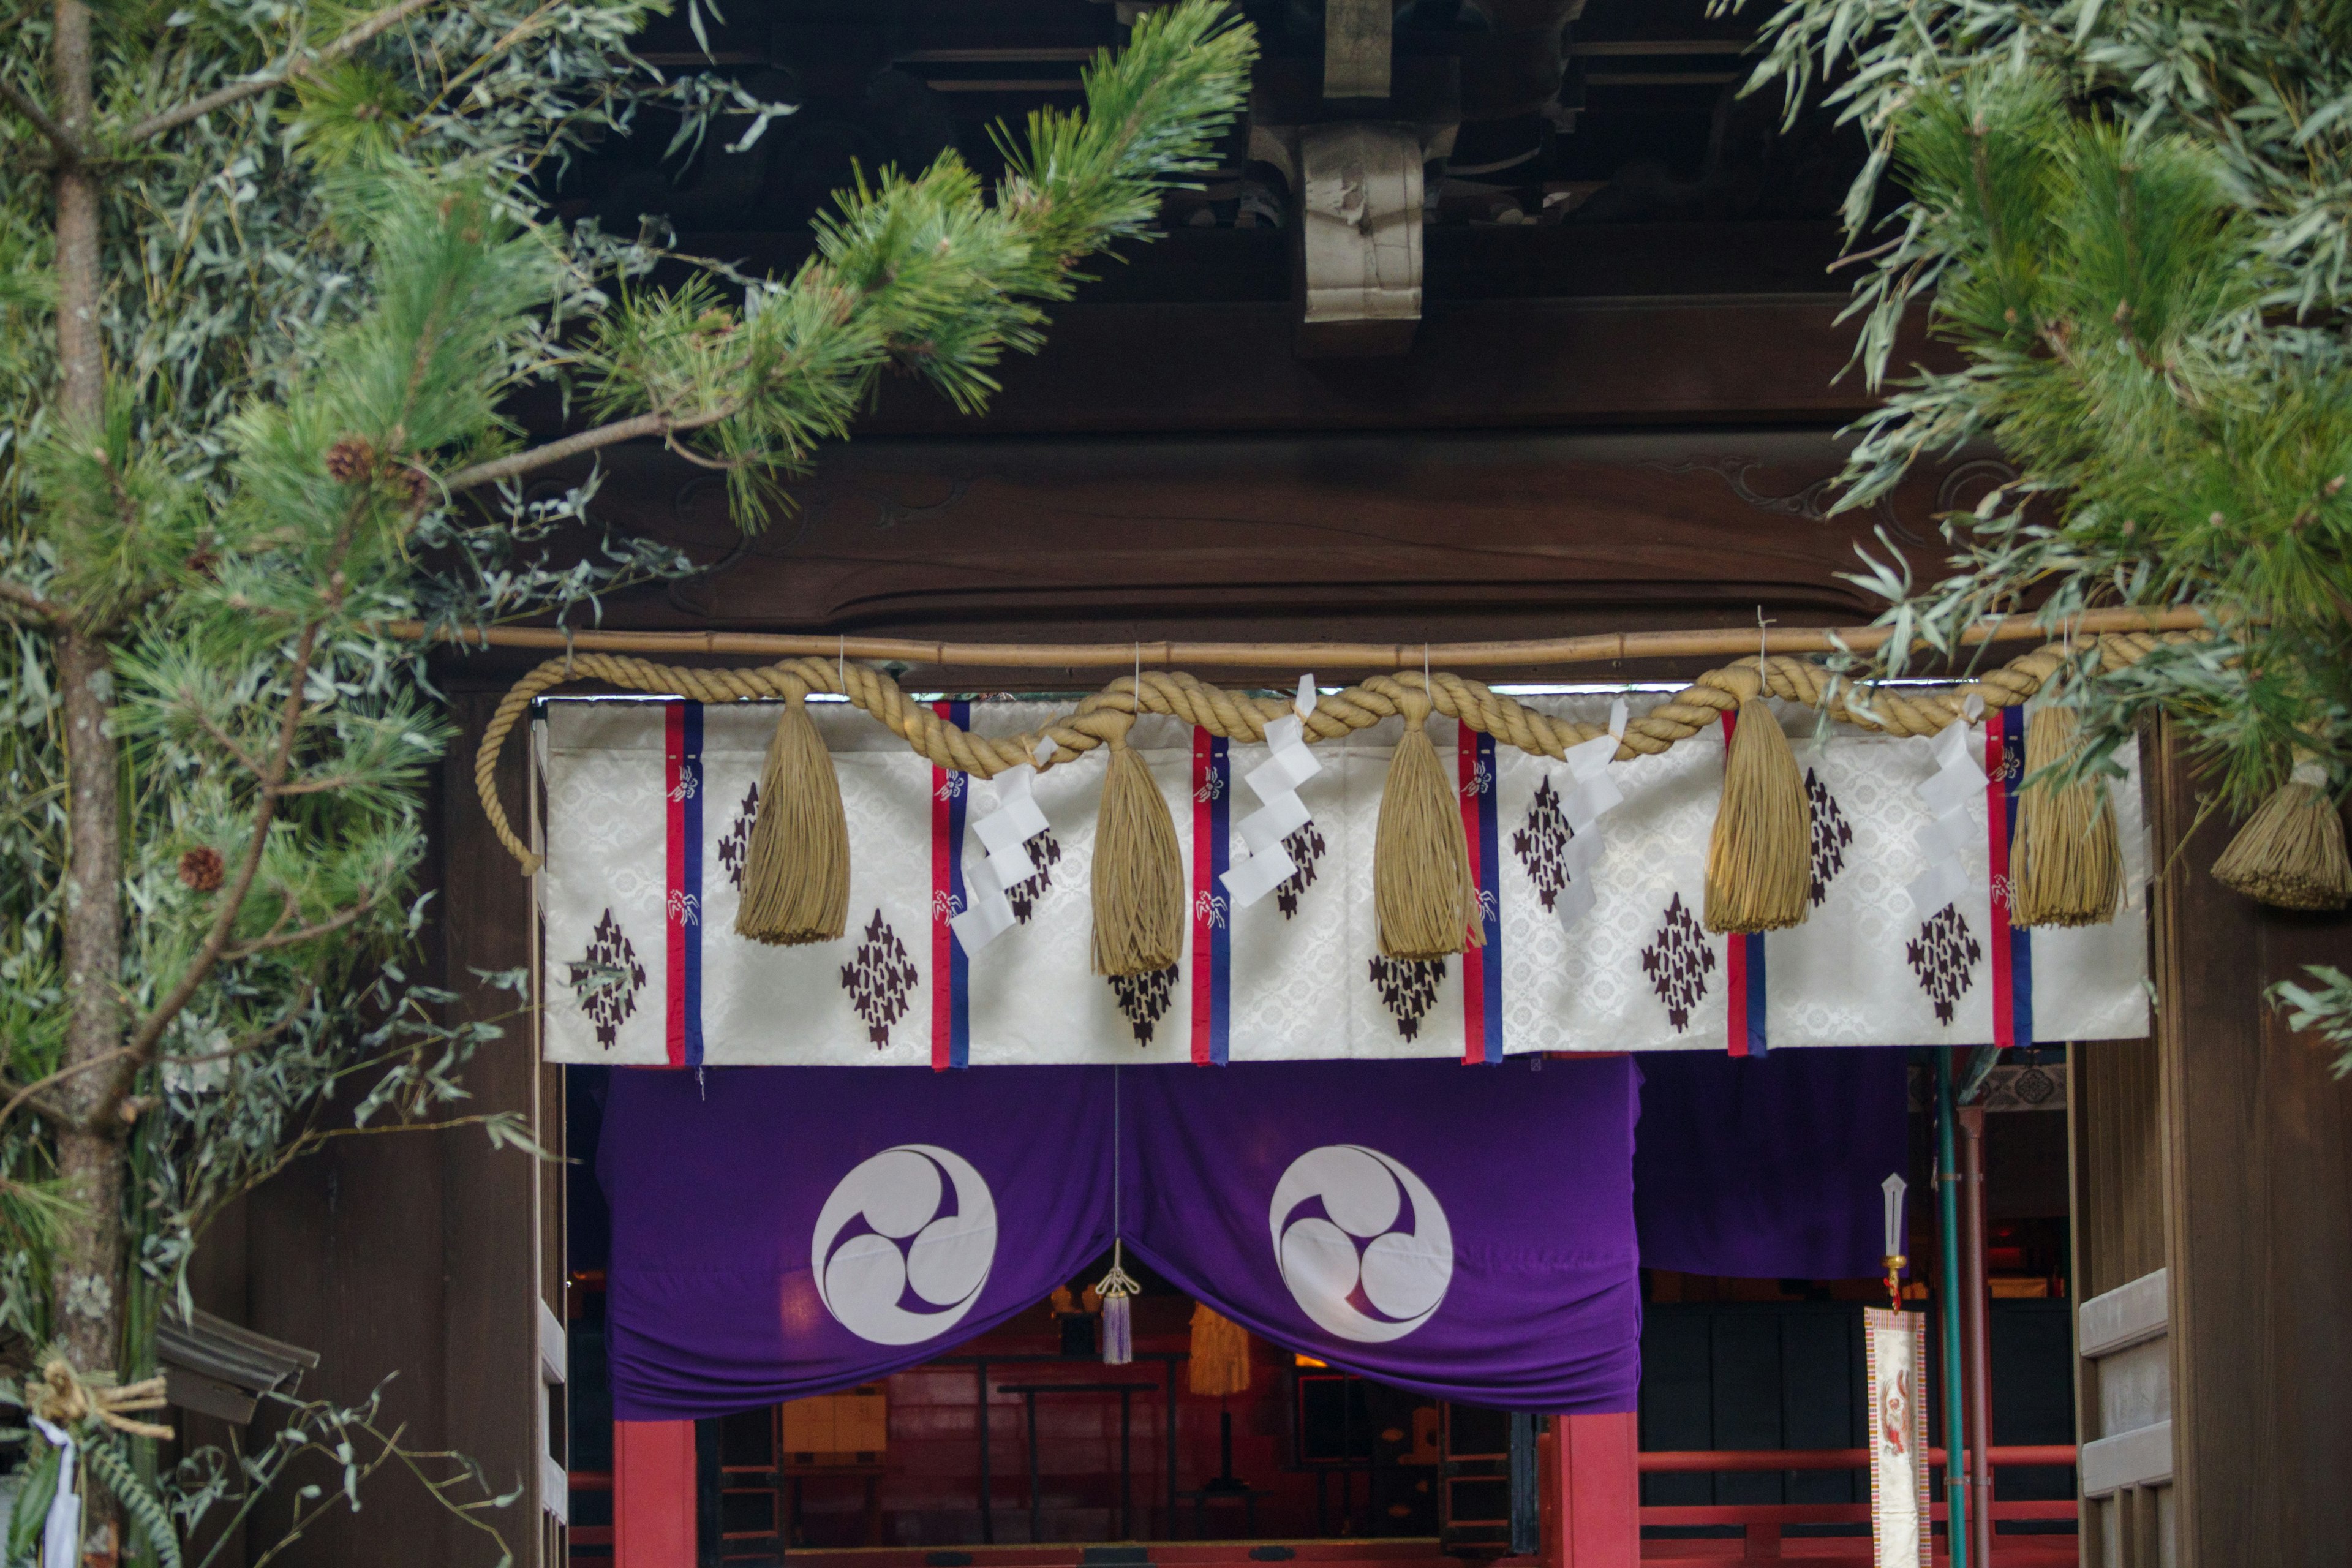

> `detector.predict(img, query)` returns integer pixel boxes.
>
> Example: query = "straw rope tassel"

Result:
[1188,1303,1253,1397]
[1705,687,1812,934]
[2213,747,2351,911]
[736,689,853,946]
[1375,685,1483,960]
[1092,718,1187,976]
[2010,702,2123,928]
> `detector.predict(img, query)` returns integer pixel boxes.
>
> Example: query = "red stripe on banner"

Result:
[1719,713,1750,1057]
[663,704,687,1068]
[1986,714,2015,1048]
[930,702,954,1072]
[1191,728,1215,1065]
[1458,721,1486,1065]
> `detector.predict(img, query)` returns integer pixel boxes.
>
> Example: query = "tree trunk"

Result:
[51,626,124,1373]
[50,5,129,1558]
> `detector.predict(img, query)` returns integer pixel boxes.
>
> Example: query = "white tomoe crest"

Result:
[812,1145,997,1345]
[1268,1145,1453,1343]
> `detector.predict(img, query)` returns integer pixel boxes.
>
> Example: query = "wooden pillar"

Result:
[2143,720,2352,1566]
[614,1420,696,1568]
[1542,1411,1638,1568]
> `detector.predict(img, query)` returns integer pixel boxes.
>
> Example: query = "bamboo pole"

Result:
[380,605,2207,672]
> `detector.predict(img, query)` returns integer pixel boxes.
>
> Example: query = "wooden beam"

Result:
[818,298,1923,435]
[383,606,2207,673]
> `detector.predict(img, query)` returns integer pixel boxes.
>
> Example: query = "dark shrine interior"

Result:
[560,1060,2078,1564]
[541,0,1876,285]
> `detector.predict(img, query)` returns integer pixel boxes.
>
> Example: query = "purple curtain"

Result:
[598,1057,1642,1420]
[600,1066,1114,1420]
[1632,1046,1910,1280]
[1125,1056,1642,1414]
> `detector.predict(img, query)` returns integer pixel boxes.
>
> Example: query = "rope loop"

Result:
[470,631,2206,873]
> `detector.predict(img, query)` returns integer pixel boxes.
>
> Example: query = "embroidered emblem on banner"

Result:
[1513,777,1574,913]
[1368,957,1446,1041]
[717,785,759,890]
[840,910,921,1049]
[812,1145,997,1345]
[1906,905,1983,1026]
[1275,823,1327,919]
[1109,967,1177,1046]
[567,909,646,1050]
[1641,893,1716,1033]
[1806,769,1852,907]
[1005,832,1061,924]
[1269,1145,1453,1343]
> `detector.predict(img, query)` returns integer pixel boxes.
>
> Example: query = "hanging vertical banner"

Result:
[1864,1306,1931,1568]
[663,701,705,1070]
[1457,723,1504,1065]
[1985,707,2034,1047]
[1191,728,1233,1065]
[929,701,972,1071]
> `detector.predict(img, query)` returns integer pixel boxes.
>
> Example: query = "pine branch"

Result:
[0,76,79,163]
[124,0,443,143]
[442,408,725,492]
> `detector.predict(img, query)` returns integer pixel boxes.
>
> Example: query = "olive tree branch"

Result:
[124,0,443,143]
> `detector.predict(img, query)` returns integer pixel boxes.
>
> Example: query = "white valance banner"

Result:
[535,694,2148,1068]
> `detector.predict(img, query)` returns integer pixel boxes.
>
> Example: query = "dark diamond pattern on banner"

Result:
[718,784,759,890]
[1108,967,1178,1046]
[840,910,920,1048]
[1806,769,1852,907]
[1905,903,1982,1025]
[568,909,646,1050]
[1512,776,1574,912]
[1275,822,1327,919]
[1006,831,1062,924]
[1640,893,1716,1032]
[1368,956,1448,1041]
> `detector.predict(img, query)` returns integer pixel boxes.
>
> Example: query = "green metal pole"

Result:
[1936,1049,1969,1566]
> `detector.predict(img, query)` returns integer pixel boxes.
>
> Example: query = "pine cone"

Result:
[324,438,377,483]
[178,846,225,894]
[388,465,432,510]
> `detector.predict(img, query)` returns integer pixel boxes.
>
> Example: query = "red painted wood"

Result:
[1550,1411,1638,1568]
[614,1420,696,1568]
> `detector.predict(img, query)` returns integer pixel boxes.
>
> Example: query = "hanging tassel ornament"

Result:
[1375,685,1482,960]
[1091,719,1187,976]
[1188,1303,1253,1397]
[736,688,851,945]
[2213,748,2351,911]
[2010,699,2123,927]
[1096,1243,1139,1366]
[1704,682,1812,934]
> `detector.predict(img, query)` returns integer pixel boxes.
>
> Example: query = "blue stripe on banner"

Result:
[947,700,971,1069]
[682,701,704,1069]
[1477,731,1504,1064]
[1210,735,1232,1065]
[1743,932,1768,1055]
[2002,708,2034,1046]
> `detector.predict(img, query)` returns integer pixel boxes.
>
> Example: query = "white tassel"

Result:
[1096,1241,1138,1366]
